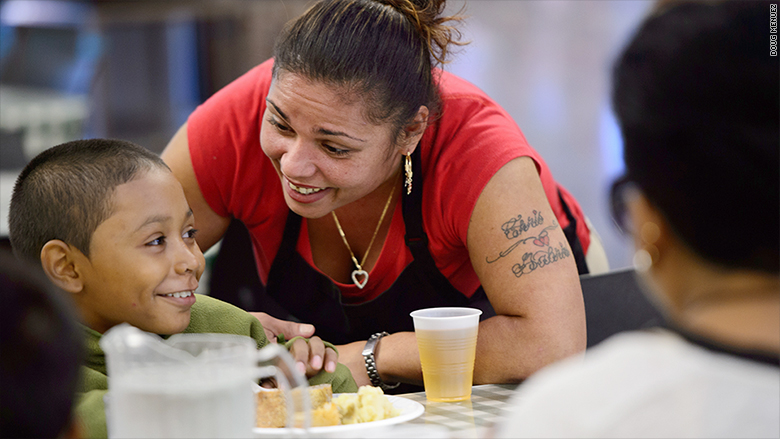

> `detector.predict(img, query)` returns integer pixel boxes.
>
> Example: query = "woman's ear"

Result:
[40,240,85,294]
[401,105,429,154]
[627,192,681,279]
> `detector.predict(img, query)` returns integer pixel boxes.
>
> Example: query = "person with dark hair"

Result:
[494,1,779,437]
[163,0,607,391]
[9,138,173,266]
[9,139,356,438]
[0,249,84,439]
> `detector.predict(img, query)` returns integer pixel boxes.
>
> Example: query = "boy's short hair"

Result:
[9,138,170,264]
[612,0,779,273]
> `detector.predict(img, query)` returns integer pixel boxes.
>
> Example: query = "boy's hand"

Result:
[289,336,338,377]
[249,312,315,343]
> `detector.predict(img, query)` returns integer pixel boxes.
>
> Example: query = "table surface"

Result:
[397,384,519,439]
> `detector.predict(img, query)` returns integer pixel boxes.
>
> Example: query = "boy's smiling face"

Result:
[75,167,205,334]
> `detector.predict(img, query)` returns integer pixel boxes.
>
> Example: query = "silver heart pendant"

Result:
[351,269,368,289]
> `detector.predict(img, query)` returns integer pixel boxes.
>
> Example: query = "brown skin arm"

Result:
[161,123,231,252]
[466,156,587,382]
[339,157,587,386]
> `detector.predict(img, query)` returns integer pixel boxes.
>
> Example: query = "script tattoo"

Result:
[501,210,544,239]
[485,209,571,277]
[511,242,571,278]
[487,220,558,264]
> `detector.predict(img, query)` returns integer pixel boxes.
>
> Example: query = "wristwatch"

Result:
[362,332,401,391]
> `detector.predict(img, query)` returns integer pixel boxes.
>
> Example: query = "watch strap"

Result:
[363,332,400,391]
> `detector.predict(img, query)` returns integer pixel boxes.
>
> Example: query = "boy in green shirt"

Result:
[8,138,357,437]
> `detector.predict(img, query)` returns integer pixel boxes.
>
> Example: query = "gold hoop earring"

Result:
[404,153,413,195]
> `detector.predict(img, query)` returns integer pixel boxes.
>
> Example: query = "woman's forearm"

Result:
[375,315,585,385]
[375,332,423,386]
[471,315,585,384]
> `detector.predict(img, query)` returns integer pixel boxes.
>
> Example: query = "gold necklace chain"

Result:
[331,180,397,289]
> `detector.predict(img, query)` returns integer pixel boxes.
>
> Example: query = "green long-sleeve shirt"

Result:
[75,294,357,437]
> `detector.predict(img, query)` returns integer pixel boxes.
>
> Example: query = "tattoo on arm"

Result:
[510,241,571,278]
[500,210,544,239]
[486,221,559,263]
[486,209,571,277]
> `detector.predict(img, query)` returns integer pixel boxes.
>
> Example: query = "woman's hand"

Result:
[249,312,336,375]
[249,311,315,342]
[288,336,339,377]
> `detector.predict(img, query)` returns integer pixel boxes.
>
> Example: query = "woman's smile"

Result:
[288,180,325,195]
[283,175,333,204]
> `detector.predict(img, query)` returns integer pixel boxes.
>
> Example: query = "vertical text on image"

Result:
[771,3,778,56]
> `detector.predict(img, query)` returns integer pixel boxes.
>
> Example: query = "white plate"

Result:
[253,394,424,436]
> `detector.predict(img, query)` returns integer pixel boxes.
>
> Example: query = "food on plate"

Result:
[332,386,400,424]
[255,385,400,428]
[256,383,336,428]
[310,402,341,427]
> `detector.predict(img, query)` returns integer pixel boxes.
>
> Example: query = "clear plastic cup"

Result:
[410,307,482,402]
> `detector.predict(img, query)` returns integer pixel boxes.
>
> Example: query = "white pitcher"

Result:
[101,323,310,438]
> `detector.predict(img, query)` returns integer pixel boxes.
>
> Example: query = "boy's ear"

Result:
[40,240,85,294]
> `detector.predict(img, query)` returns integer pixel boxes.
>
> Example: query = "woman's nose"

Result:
[279,139,317,179]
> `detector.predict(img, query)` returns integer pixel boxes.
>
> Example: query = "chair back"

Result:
[580,268,666,348]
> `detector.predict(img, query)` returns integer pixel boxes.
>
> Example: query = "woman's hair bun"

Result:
[377,0,466,65]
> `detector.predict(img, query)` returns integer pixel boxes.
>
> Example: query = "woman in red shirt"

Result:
[163,0,599,391]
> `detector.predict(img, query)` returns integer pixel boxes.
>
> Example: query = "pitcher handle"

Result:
[255,344,312,432]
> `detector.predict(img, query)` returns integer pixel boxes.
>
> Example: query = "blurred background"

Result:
[0,0,652,278]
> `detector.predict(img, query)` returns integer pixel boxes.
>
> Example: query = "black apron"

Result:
[263,147,496,345]
[260,147,588,392]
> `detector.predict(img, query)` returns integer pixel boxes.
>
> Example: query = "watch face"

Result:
[363,334,380,356]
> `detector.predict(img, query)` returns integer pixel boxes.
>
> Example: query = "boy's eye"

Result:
[147,236,165,246]
[183,229,198,240]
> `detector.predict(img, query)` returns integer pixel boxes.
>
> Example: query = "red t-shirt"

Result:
[188,59,590,303]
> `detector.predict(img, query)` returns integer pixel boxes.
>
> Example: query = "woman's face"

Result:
[260,72,409,218]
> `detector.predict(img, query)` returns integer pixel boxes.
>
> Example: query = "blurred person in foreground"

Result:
[494,1,779,437]
[0,249,85,438]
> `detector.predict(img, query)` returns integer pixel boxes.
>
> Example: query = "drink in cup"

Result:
[410,307,482,402]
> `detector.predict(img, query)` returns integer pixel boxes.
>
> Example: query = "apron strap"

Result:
[402,146,496,319]
[557,189,589,275]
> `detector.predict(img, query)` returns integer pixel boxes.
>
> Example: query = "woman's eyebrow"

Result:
[266,99,366,143]
[315,127,366,143]
[267,100,290,122]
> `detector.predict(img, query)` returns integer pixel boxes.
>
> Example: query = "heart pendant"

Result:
[351,269,369,289]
